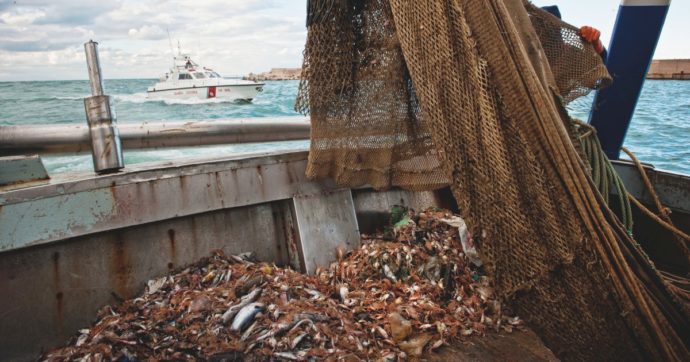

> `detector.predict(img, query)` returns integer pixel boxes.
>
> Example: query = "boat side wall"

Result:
[0,151,445,361]
[0,152,687,361]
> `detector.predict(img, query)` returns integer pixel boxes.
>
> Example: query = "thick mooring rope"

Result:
[574,119,690,262]
[574,119,633,233]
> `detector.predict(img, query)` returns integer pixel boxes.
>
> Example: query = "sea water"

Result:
[0,79,688,175]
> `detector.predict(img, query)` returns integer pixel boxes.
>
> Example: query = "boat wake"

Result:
[113,93,249,105]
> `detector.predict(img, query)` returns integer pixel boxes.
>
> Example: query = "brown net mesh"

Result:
[525,3,611,103]
[296,0,448,191]
[298,0,690,360]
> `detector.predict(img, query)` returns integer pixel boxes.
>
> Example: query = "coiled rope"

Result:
[573,119,690,293]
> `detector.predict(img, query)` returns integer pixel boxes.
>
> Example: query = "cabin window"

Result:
[178,73,193,80]
[193,72,206,79]
[212,72,221,78]
[206,72,219,78]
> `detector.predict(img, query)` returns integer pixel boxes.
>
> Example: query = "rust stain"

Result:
[286,165,296,184]
[180,175,188,190]
[110,234,129,300]
[179,175,190,208]
[215,172,226,208]
[190,218,199,258]
[256,165,267,197]
[148,182,157,204]
[288,223,305,272]
[52,251,60,288]
[52,251,64,331]
[55,291,64,331]
[168,228,177,268]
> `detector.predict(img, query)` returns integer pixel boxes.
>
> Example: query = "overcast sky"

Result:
[0,0,688,81]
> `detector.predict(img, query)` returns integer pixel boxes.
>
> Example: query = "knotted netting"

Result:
[297,0,690,360]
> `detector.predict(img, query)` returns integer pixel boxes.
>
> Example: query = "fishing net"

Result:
[297,0,690,360]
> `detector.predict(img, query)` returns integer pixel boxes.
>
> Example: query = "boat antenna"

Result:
[166,28,174,67]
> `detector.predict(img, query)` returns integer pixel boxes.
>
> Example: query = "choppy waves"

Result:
[2,78,687,175]
[114,92,247,105]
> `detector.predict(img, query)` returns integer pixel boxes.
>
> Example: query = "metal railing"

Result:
[0,117,310,156]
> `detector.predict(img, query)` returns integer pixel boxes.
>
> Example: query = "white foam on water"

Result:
[55,95,88,100]
[113,92,244,105]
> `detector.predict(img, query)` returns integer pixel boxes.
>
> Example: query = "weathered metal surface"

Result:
[353,189,446,234]
[83,95,124,173]
[0,149,687,361]
[613,161,690,214]
[83,40,124,174]
[293,189,360,274]
[84,40,105,96]
[0,117,310,156]
[0,189,115,249]
[0,202,294,362]
[0,150,334,252]
[0,155,49,186]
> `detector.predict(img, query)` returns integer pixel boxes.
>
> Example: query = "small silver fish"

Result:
[230,302,265,332]
[290,332,308,349]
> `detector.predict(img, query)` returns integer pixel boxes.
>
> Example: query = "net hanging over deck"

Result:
[297,0,690,360]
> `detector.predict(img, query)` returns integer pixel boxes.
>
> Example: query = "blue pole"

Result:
[588,0,671,159]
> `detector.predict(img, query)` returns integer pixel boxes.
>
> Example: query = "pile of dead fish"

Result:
[42,209,522,361]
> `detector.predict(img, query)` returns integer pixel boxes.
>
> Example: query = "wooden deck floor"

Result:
[426,329,558,361]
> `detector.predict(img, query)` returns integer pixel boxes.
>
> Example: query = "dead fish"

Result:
[290,332,308,349]
[201,270,216,284]
[230,302,265,332]
[304,288,323,299]
[146,277,167,295]
[294,313,330,323]
[273,352,301,361]
[235,275,265,297]
[222,288,262,324]
[383,264,397,281]
[75,332,89,347]
[338,284,349,301]
[240,321,259,341]
[208,351,245,362]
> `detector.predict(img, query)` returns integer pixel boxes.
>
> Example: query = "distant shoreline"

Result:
[646,59,690,80]
[244,68,301,81]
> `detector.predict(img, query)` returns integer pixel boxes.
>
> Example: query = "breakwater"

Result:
[647,59,690,80]
[244,68,301,81]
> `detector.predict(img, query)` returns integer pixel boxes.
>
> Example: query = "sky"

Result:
[0,0,688,81]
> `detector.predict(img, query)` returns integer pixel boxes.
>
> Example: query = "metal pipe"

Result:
[83,40,124,173]
[0,117,311,156]
[84,41,105,96]
[588,0,671,159]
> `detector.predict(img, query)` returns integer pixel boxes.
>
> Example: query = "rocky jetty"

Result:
[244,68,302,81]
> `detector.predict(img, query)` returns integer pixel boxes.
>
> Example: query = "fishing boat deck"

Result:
[1,149,687,361]
[430,329,557,361]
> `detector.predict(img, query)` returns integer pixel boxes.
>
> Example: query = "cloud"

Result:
[0,0,307,81]
[0,8,45,25]
[128,25,165,40]
[0,39,72,51]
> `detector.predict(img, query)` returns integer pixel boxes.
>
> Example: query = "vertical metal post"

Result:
[83,40,124,174]
[588,0,671,159]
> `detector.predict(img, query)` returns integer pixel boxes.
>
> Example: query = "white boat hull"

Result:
[147,84,263,101]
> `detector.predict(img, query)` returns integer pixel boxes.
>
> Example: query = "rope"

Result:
[628,195,690,255]
[573,120,690,259]
[618,146,690,264]
[573,119,633,233]
[622,147,674,223]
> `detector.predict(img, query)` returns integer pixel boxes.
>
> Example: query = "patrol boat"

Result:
[146,53,264,101]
